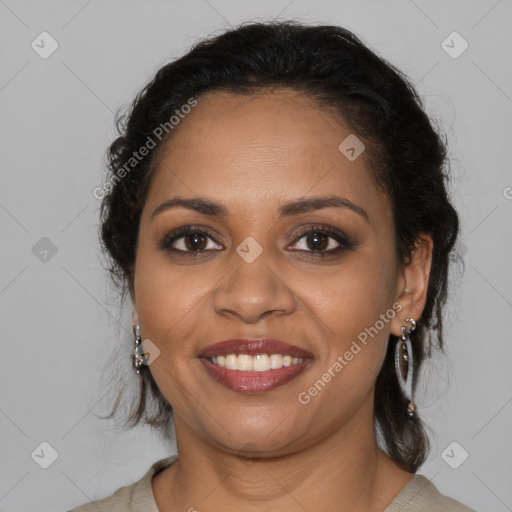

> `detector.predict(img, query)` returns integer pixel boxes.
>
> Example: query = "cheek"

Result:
[298,262,397,418]
[311,248,397,327]
[133,240,217,356]
[308,246,398,374]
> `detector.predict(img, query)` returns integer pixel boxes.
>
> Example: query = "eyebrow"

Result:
[151,195,370,224]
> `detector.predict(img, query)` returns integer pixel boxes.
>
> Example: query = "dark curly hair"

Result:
[97,20,460,473]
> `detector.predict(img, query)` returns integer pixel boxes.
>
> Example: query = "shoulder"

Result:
[67,455,178,512]
[385,474,477,512]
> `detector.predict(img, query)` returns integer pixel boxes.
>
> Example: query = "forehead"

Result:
[144,89,389,223]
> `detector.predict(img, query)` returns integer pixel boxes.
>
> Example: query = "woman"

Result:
[69,21,476,511]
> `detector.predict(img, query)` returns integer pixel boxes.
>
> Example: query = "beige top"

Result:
[68,455,476,512]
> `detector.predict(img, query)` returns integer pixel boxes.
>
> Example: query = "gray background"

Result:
[1,1,511,511]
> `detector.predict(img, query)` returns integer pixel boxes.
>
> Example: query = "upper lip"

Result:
[199,338,313,359]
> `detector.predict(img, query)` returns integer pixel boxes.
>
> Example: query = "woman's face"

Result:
[133,88,417,456]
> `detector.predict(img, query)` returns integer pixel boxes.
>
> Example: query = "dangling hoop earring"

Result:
[133,324,144,375]
[395,317,417,417]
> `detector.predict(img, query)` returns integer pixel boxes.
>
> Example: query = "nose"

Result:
[212,251,296,324]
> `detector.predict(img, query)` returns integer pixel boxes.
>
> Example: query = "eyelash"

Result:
[159,224,352,258]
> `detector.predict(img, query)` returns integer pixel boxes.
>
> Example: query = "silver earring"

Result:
[395,317,417,417]
[133,324,144,375]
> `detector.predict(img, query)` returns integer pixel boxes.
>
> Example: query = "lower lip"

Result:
[200,357,311,393]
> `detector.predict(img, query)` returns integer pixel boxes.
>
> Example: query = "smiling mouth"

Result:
[198,338,313,393]
[199,354,311,393]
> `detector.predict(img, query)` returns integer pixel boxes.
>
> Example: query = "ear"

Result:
[390,234,433,337]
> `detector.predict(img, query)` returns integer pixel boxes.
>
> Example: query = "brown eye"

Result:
[289,225,352,257]
[160,228,223,254]
[303,231,330,252]
[183,232,208,251]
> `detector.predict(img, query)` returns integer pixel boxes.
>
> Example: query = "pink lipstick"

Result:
[198,338,312,393]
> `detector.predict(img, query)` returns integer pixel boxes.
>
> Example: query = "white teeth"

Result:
[270,354,283,369]
[253,354,270,372]
[210,353,304,371]
[225,354,238,370]
[238,354,253,371]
